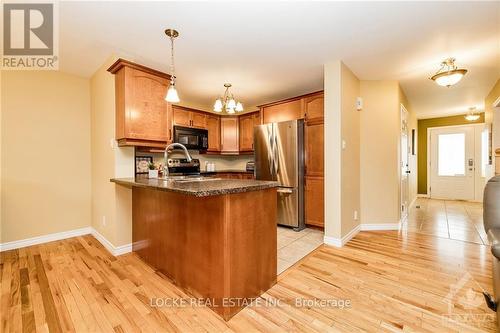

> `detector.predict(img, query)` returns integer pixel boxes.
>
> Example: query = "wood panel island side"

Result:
[111,177,278,320]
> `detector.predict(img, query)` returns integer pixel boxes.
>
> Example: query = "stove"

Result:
[167,158,200,176]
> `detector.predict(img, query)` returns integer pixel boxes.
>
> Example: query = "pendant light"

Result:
[465,107,480,121]
[430,58,467,87]
[165,29,180,103]
[213,83,243,114]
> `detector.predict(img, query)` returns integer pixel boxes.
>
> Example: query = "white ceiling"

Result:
[59,1,500,118]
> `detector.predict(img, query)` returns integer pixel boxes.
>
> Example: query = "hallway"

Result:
[403,198,488,245]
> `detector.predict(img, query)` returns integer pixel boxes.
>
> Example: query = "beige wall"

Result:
[324,61,342,239]
[90,56,134,248]
[360,81,401,225]
[1,71,91,243]
[324,61,361,240]
[340,63,360,237]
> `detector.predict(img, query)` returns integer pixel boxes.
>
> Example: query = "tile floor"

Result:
[277,226,324,273]
[402,198,488,245]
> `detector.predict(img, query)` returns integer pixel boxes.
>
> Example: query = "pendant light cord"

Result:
[170,36,175,82]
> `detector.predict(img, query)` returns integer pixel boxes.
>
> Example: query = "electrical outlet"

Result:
[102,216,107,227]
[353,210,358,221]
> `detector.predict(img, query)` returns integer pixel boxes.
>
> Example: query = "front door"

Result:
[429,125,475,200]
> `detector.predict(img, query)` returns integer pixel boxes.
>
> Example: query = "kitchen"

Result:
[107,57,325,318]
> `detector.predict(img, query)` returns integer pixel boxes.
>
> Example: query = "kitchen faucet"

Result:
[164,143,193,178]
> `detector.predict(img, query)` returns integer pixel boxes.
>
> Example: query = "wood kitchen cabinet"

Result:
[239,111,260,152]
[220,117,239,154]
[108,58,173,148]
[206,114,221,152]
[305,176,324,227]
[173,105,207,129]
[261,99,304,124]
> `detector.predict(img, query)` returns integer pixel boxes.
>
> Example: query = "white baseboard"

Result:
[0,226,132,256]
[91,228,132,256]
[417,194,429,198]
[0,227,92,252]
[360,223,401,231]
[324,224,360,248]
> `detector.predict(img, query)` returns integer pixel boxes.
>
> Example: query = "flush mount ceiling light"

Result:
[465,107,480,121]
[213,83,243,114]
[430,58,468,87]
[164,29,180,103]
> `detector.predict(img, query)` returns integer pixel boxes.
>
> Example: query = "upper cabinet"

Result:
[239,111,260,152]
[261,99,304,124]
[172,105,207,129]
[108,58,173,148]
[220,117,239,154]
[304,93,324,122]
[206,114,221,152]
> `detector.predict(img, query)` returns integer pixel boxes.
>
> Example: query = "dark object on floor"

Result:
[416,205,420,209]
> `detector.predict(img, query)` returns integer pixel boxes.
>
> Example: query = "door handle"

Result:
[277,188,293,194]
[406,170,411,174]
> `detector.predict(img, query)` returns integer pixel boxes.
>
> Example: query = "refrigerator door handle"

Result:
[268,125,275,177]
[273,123,279,177]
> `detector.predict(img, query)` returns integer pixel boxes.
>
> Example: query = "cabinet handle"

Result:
[169,129,172,140]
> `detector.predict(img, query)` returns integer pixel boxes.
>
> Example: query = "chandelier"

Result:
[164,28,180,103]
[430,58,467,87]
[213,83,243,114]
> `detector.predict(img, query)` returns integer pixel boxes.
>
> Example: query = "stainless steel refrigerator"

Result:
[254,119,305,230]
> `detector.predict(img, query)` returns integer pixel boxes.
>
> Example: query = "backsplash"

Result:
[136,150,253,172]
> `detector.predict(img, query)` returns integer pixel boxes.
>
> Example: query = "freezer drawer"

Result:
[277,187,302,228]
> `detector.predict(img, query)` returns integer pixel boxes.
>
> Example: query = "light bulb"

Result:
[165,84,180,103]
[214,99,223,112]
[227,98,236,109]
[465,114,480,121]
[235,102,243,112]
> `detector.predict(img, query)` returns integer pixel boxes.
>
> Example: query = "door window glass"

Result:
[438,133,465,176]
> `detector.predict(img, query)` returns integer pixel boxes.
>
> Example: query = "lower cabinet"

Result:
[305,176,324,227]
[213,172,254,180]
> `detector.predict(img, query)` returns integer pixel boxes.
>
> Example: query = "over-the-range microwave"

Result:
[173,126,208,151]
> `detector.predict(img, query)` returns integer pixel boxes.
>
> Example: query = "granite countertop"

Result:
[111,177,278,197]
[200,169,253,174]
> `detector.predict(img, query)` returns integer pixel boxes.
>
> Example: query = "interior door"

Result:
[429,126,475,200]
[400,107,410,220]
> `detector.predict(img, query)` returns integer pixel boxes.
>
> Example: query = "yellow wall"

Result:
[340,63,360,237]
[360,81,401,225]
[485,79,500,174]
[485,79,500,125]
[1,71,91,243]
[90,56,134,248]
[417,113,484,194]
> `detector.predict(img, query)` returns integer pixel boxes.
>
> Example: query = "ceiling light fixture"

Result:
[465,107,480,121]
[165,29,180,103]
[430,57,467,87]
[213,83,243,114]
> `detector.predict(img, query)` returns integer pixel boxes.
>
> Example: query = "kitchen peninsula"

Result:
[111,177,278,320]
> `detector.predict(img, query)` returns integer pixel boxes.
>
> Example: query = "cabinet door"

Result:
[305,176,324,227]
[262,99,304,124]
[220,117,239,153]
[253,112,261,127]
[207,115,220,152]
[239,114,254,151]
[191,112,207,129]
[304,94,324,121]
[126,68,170,142]
[305,122,324,176]
[173,107,191,127]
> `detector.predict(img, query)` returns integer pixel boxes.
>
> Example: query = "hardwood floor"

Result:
[0,230,494,332]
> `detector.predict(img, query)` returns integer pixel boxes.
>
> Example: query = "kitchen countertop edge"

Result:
[110,178,279,197]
